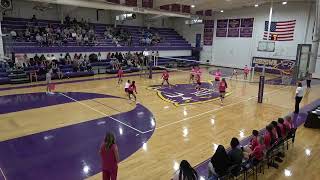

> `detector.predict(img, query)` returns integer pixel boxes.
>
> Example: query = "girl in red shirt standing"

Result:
[161,70,170,87]
[117,67,124,85]
[128,81,137,101]
[214,69,222,88]
[219,78,228,105]
[100,132,119,180]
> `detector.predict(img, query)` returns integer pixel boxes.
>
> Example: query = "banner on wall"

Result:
[171,4,181,12]
[142,0,153,8]
[125,0,137,6]
[182,5,191,13]
[240,18,254,37]
[216,19,228,37]
[203,20,214,45]
[252,57,296,74]
[216,18,254,38]
[227,19,240,37]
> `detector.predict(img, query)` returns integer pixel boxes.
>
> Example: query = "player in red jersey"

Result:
[128,81,137,101]
[244,65,250,80]
[189,66,196,83]
[195,73,202,91]
[219,78,228,105]
[161,69,170,87]
[117,67,124,84]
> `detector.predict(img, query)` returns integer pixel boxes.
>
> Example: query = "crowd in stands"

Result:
[11,50,159,78]
[5,15,162,47]
[173,115,296,180]
[5,15,98,47]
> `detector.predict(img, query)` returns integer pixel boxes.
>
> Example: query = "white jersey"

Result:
[295,87,304,97]
[125,82,130,89]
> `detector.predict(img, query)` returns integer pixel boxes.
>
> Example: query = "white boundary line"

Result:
[0,167,7,180]
[141,86,289,133]
[59,92,145,134]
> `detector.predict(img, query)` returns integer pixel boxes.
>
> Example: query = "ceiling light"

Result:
[282,1,287,5]
[254,4,259,7]
[191,4,195,8]
[220,10,224,13]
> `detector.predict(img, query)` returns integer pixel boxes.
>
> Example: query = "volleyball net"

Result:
[145,56,294,85]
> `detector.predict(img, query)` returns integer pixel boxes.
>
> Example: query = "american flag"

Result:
[263,20,296,41]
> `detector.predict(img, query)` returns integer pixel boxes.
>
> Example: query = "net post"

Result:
[250,66,255,82]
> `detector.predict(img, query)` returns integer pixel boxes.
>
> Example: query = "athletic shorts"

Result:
[215,78,220,81]
[128,90,134,94]
[125,88,128,92]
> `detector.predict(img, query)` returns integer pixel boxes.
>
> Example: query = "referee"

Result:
[294,82,304,114]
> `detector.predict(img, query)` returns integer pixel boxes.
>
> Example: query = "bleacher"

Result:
[1,17,192,53]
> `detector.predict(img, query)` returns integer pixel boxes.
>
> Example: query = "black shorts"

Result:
[125,88,128,92]
[215,78,220,82]
[128,90,134,94]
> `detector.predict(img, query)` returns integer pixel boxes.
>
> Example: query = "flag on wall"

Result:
[263,20,296,41]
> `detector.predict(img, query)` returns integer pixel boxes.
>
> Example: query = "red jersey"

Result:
[215,71,222,81]
[278,123,286,137]
[219,81,227,92]
[251,144,264,161]
[244,67,250,74]
[100,144,118,171]
[117,69,124,77]
[264,131,272,148]
[250,136,259,150]
[162,71,169,80]
[196,74,201,83]
[128,84,136,92]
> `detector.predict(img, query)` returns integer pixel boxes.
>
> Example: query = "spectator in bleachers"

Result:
[10,29,17,40]
[31,15,37,23]
[65,53,72,64]
[25,29,31,41]
[83,35,89,45]
[208,145,231,178]
[173,160,198,180]
[76,34,82,46]
[34,54,40,65]
[106,53,111,60]
[59,54,66,65]
[98,52,102,61]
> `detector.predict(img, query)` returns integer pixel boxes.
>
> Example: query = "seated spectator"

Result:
[278,118,287,137]
[106,52,111,60]
[59,54,66,65]
[97,52,102,61]
[208,145,231,178]
[173,160,198,180]
[25,29,31,41]
[10,30,17,40]
[264,124,275,149]
[31,15,37,23]
[284,115,294,130]
[228,137,244,175]
[65,53,72,64]
[35,34,43,46]
[34,54,40,65]
[83,35,89,45]
[76,34,82,46]
[249,130,259,150]
[249,136,265,165]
